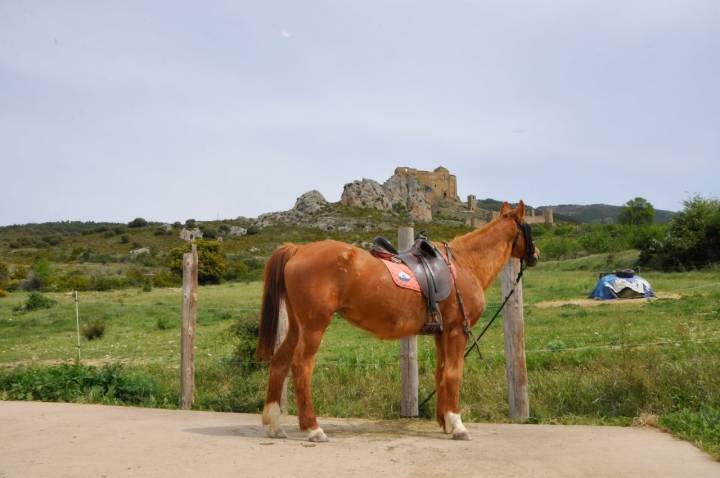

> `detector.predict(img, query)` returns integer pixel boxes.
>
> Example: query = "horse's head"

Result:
[501,201,540,267]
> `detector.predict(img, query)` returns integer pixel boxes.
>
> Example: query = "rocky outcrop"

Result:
[179,228,203,242]
[293,190,328,214]
[340,172,432,222]
[228,226,247,236]
[340,179,392,211]
[383,172,432,222]
[256,190,330,228]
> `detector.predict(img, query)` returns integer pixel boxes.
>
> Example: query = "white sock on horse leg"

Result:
[265,402,287,438]
[307,426,328,442]
[444,412,471,440]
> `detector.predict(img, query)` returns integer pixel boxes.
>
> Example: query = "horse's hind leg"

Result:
[291,320,330,442]
[262,301,299,438]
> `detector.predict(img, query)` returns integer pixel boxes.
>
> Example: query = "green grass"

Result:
[1,254,719,458]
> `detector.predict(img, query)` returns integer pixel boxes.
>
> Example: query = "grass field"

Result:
[1,253,719,458]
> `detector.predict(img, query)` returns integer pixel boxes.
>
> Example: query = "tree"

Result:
[618,197,655,226]
[639,196,720,269]
[169,240,227,285]
[127,217,148,228]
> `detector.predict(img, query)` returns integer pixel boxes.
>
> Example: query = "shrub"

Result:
[0,289,7,298]
[81,319,106,340]
[640,196,720,270]
[156,316,173,330]
[17,292,56,311]
[185,219,197,228]
[231,314,262,372]
[127,217,148,228]
[24,256,54,290]
[0,262,8,289]
[0,364,165,406]
[169,240,228,285]
[119,235,129,244]
[200,226,218,239]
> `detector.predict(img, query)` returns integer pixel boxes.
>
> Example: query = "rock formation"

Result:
[340,167,449,222]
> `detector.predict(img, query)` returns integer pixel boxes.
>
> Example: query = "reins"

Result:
[418,226,529,412]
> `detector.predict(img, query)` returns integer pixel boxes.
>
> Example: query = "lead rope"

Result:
[418,244,526,412]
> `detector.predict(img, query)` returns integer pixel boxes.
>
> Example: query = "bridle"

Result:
[512,219,537,267]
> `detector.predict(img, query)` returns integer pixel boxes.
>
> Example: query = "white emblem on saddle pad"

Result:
[398,271,411,282]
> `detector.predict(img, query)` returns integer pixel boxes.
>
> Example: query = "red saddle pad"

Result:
[378,256,457,293]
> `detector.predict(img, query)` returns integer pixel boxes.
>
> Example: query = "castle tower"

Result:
[543,208,554,225]
[467,195,477,211]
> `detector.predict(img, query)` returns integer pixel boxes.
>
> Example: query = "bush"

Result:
[0,289,7,298]
[23,256,54,291]
[156,316,173,330]
[0,262,8,289]
[16,292,56,312]
[81,319,106,340]
[231,314,262,372]
[185,219,196,228]
[200,226,218,239]
[169,240,228,285]
[127,218,148,228]
[640,196,720,270]
[0,364,165,406]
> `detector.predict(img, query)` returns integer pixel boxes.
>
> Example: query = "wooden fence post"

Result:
[180,243,198,410]
[399,226,419,417]
[501,257,529,420]
[274,300,289,412]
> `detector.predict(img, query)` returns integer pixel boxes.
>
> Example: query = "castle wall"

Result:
[394,166,459,203]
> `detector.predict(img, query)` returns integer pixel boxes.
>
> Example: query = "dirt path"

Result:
[1,401,717,478]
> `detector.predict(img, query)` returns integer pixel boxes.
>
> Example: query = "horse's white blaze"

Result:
[264,402,286,438]
[307,426,328,443]
[445,412,469,439]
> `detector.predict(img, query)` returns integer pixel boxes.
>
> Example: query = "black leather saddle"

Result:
[371,236,453,334]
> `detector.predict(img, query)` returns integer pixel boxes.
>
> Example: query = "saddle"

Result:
[371,236,454,334]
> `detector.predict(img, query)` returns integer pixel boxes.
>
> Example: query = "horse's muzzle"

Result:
[526,247,540,267]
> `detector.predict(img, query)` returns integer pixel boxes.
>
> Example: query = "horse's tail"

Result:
[257,244,299,362]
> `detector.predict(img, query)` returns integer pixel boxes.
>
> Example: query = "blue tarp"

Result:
[589,274,655,300]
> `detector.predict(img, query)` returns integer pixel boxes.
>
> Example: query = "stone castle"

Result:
[393,166,459,203]
[341,166,553,224]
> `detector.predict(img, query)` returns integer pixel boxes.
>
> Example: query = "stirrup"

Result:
[420,310,444,335]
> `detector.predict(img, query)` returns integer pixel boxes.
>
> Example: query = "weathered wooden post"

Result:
[274,300,289,412]
[501,257,529,420]
[180,243,198,410]
[399,226,419,417]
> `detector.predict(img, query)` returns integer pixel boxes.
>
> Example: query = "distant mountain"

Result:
[538,203,675,224]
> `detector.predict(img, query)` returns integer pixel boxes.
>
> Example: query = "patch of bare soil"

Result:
[0,401,718,478]
[534,293,681,309]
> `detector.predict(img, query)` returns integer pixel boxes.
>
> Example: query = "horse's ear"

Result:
[516,200,526,219]
[500,202,511,215]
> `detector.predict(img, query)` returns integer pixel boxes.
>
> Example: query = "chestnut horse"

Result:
[257,201,539,442]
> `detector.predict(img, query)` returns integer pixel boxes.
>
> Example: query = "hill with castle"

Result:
[254,166,557,231]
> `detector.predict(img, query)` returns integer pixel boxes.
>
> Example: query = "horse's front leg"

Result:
[439,327,471,440]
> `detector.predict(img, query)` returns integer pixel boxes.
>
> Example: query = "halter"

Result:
[512,219,537,267]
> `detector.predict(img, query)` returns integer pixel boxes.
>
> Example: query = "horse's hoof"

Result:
[267,428,288,439]
[453,430,471,441]
[307,427,329,443]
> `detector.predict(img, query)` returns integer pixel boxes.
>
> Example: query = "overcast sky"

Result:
[1,1,718,225]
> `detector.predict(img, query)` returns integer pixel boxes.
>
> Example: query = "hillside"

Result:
[542,203,675,224]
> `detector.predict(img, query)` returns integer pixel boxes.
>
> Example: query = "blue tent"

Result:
[589,271,655,300]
